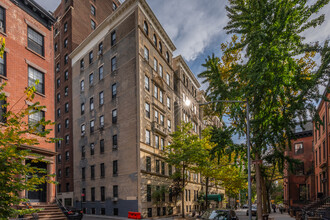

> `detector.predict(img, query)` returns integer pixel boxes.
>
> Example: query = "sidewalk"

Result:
[269,212,295,220]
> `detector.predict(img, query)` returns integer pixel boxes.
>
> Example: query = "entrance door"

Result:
[26,160,47,202]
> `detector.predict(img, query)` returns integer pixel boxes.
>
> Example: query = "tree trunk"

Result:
[261,176,267,214]
[266,187,271,214]
[255,153,263,219]
[205,177,209,210]
[182,165,185,218]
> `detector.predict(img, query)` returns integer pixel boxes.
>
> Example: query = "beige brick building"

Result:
[70,0,224,217]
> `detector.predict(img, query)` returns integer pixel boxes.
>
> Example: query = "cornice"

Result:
[174,55,201,89]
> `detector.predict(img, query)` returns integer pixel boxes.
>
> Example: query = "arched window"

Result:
[153,34,157,47]
[143,21,148,35]
[166,52,170,63]
[159,41,162,53]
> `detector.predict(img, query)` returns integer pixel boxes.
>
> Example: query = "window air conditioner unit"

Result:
[112,197,118,202]
[98,50,103,56]
[56,67,59,72]
[81,131,85,137]
[112,145,117,150]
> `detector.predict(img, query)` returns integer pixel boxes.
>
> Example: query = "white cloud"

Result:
[147,0,229,61]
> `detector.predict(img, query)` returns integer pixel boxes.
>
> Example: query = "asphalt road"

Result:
[236,209,257,220]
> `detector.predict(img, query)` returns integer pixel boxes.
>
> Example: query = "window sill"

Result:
[0,75,8,81]
[25,47,45,60]
[0,30,7,37]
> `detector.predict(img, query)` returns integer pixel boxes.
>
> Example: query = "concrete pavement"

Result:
[268,212,295,220]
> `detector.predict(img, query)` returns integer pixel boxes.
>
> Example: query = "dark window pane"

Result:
[28,27,44,56]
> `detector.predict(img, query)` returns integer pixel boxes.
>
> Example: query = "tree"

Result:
[199,0,330,217]
[0,45,57,218]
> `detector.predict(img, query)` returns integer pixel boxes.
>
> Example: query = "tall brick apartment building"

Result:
[283,122,315,209]
[70,0,224,217]
[313,86,329,198]
[0,0,55,202]
[53,0,120,206]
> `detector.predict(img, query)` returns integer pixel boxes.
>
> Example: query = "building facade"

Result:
[283,122,315,209]
[53,0,120,206]
[313,87,329,199]
[70,0,224,217]
[0,0,55,203]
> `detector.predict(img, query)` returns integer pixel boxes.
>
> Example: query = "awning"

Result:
[203,194,223,202]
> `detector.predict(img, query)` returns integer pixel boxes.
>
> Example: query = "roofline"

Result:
[315,82,330,113]
[70,0,176,60]
[174,55,201,88]
[23,0,55,22]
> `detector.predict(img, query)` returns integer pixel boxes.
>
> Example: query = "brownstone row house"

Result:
[0,0,55,203]
[284,84,330,212]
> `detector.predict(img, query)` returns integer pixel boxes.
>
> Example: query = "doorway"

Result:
[26,160,48,202]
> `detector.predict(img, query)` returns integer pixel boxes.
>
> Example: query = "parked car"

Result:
[242,204,248,209]
[64,207,83,220]
[246,205,257,216]
[199,209,239,220]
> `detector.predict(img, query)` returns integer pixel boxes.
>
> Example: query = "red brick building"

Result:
[313,86,329,199]
[0,0,55,203]
[284,122,315,209]
[53,0,121,206]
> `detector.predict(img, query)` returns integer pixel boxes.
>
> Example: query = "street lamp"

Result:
[187,98,252,220]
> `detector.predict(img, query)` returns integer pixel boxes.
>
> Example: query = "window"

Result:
[89,73,94,85]
[27,27,44,56]
[28,66,44,94]
[64,22,68,32]
[316,149,318,165]
[28,110,45,132]
[323,115,325,132]
[147,185,152,202]
[153,34,157,46]
[148,208,152,217]
[64,38,68,48]
[155,110,158,122]
[65,151,69,161]
[58,154,62,163]
[166,52,169,63]
[113,185,118,197]
[81,124,85,135]
[160,138,164,150]
[81,167,86,180]
[81,103,85,115]
[65,87,68,96]
[111,31,116,46]
[99,66,104,80]
[144,46,149,61]
[80,59,84,69]
[161,161,165,175]
[143,21,148,35]
[82,188,86,202]
[167,97,171,109]
[112,109,117,123]
[100,115,104,127]
[56,63,60,73]
[299,185,307,201]
[166,73,170,85]
[91,19,96,30]
[168,165,172,176]
[113,160,118,176]
[80,80,85,91]
[101,186,105,201]
[156,160,160,173]
[58,169,62,178]
[146,156,151,172]
[145,75,149,91]
[159,42,162,53]
[294,143,303,155]
[57,108,61,118]
[91,5,95,16]
[90,120,94,133]
[154,58,158,72]
[113,135,117,149]
[90,97,94,111]
[65,118,69,128]
[81,146,85,158]
[0,52,6,76]
[155,135,159,148]
[57,78,60,88]
[159,91,163,103]
[90,143,95,155]
[57,124,61,132]
[91,187,95,201]
[323,141,326,160]
[98,42,103,55]
[113,208,118,216]
[160,114,164,126]
[57,140,62,148]
[0,7,6,33]
[100,163,105,178]
[295,162,304,175]
[112,83,117,99]
[65,167,69,177]
[100,139,104,154]
[146,130,150,145]
[101,208,105,215]
[159,64,163,77]
[111,56,117,71]
[91,165,95,179]
[89,51,93,64]
[145,103,150,118]
[99,91,104,105]
[154,85,158,98]
[65,103,69,112]
[112,2,117,10]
